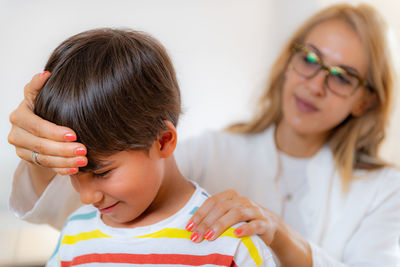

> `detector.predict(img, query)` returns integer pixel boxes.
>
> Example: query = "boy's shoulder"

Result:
[183,184,275,266]
[67,204,98,221]
[62,204,98,230]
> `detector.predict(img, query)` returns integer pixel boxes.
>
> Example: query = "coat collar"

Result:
[264,124,337,243]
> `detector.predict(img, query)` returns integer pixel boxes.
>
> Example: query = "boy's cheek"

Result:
[70,176,80,192]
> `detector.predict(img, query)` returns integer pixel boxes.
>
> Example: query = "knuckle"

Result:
[212,220,225,233]
[193,210,206,221]
[200,221,211,231]
[240,196,252,205]
[33,139,44,154]
[255,220,268,230]
[7,130,15,145]
[226,189,238,197]
[214,202,228,214]
[32,121,42,137]
[196,222,209,233]
[38,155,49,166]
[59,144,73,157]
[190,214,201,225]
[204,197,216,208]
[9,110,17,124]
[231,206,246,220]
[15,149,24,159]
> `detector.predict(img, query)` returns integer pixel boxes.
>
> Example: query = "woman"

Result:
[8,3,400,266]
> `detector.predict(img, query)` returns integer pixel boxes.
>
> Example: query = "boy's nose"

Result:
[78,179,103,205]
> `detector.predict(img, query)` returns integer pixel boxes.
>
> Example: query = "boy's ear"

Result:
[156,120,177,158]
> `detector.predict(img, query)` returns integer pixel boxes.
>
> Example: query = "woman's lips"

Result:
[99,202,119,214]
[295,96,319,113]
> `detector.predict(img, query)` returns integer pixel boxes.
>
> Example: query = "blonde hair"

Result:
[227,3,395,189]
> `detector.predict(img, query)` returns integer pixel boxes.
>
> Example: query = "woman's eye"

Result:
[334,74,351,85]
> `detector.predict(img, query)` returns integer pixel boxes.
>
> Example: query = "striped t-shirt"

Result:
[46,184,276,267]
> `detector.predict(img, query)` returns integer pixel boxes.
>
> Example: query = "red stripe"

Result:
[61,253,234,266]
[231,260,238,267]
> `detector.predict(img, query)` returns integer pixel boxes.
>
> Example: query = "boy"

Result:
[36,28,275,266]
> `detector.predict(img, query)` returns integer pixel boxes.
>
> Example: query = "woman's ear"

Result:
[351,91,377,117]
[156,120,177,158]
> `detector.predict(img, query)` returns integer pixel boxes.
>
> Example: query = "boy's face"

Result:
[70,143,164,228]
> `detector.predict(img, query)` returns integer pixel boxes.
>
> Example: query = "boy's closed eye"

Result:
[93,169,113,178]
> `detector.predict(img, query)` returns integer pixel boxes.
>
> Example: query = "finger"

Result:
[54,168,79,176]
[15,147,87,169]
[234,220,274,245]
[192,199,243,242]
[9,125,86,157]
[206,204,258,241]
[187,190,238,230]
[24,71,51,107]
[9,101,77,142]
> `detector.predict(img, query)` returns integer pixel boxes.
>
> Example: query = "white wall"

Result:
[0,0,399,265]
[0,0,321,210]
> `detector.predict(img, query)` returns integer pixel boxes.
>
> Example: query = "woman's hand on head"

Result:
[8,72,88,175]
[186,190,279,245]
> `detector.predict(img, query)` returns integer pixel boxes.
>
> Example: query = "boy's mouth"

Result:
[98,202,120,214]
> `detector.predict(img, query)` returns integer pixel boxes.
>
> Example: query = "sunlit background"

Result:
[1,0,400,265]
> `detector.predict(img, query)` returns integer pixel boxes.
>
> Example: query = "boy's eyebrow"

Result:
[92,160,115,172]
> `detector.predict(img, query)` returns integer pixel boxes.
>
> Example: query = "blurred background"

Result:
[1,0,400,265]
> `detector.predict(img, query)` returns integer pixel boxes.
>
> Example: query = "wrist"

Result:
[268,218,312,267]
[28,162,57,197]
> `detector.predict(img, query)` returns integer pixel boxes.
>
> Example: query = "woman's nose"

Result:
[306,70,327,96]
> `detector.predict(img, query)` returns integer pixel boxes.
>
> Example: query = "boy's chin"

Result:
[101,213,134,228]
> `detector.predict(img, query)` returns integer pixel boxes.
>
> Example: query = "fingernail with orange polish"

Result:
[40,71,49,76]
[190,232,199,242]
[64,133,77,141]
[204,230,214,240]
[69,168,78,174]
[185,222,194,231]
[75,147,86,156]
[76,160,86,167]
[234,228,242,236]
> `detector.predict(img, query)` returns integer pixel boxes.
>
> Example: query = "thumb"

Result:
[24,71,51,108]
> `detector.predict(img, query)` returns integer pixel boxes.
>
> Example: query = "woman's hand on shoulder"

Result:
[186,189,279,245]
[186,190,313,266]
[8,72,87,175]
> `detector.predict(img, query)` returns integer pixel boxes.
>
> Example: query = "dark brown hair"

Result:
[34,28,181,171]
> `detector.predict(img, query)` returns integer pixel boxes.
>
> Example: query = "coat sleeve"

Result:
[9,160,81,230]
[311,169,400,267]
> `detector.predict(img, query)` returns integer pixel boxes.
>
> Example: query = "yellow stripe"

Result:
[220,228,263,266]
[135,227,262,266]
[135,228,192,239]
[239,236,263,266]
[61,230,111,245]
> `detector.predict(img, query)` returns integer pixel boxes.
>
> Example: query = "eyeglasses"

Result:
[290,43,373,97]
